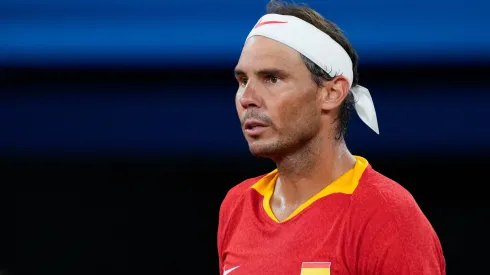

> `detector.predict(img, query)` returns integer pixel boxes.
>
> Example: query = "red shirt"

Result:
[218,156,445,275]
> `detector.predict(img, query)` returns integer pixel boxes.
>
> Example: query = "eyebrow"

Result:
[234,68,288,77]
[234,69,246,77]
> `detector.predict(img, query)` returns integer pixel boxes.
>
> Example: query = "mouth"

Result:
[243,119,269,136]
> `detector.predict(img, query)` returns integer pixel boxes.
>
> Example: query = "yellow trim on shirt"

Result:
[251,156,369,223]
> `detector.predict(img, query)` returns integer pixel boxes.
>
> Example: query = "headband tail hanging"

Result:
[351,85,379,134]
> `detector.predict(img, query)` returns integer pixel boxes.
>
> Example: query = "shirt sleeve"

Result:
[356,190,446,275]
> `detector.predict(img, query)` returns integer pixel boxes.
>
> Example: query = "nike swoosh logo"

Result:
[223,265,240,275]
[254,20,287,29]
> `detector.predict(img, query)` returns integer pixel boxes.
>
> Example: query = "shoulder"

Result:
[217,173,268,249]
[350,165,440,244]
[218,173,267,218]
[352,166,446,274]
[352,164,441,249]
[353,165,422,216]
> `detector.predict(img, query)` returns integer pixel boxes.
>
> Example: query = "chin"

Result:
[248,140,281,158]
[249,147,268,158]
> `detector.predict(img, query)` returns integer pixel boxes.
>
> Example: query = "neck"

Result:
[272,135,356,202]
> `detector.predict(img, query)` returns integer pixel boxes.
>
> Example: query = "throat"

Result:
[269,176,325,222]
[270,197,303,222]
[268,141,356,222]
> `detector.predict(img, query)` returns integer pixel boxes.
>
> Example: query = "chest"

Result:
[222,199,358,275]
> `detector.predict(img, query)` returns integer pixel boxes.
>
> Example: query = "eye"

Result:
[267,75,279,84]
[239,77,248,86]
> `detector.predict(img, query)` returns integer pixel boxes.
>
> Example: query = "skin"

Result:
[234,36,357,222]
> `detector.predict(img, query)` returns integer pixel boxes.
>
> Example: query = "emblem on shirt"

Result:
[223,265,240,275]
[300,262,331,275]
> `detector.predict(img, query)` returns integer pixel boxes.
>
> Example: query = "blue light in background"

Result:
[1,0,489,66]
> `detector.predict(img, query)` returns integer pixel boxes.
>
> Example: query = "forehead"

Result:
[236,36,304,71]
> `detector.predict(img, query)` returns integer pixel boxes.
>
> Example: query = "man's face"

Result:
[234,36,322,158]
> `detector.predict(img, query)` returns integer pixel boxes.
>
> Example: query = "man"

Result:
[218,1,445,274]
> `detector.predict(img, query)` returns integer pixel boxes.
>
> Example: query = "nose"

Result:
[237,81,261,109]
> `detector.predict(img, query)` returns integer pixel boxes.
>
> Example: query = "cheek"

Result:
[274,99,303,129]
[276,94,318,130]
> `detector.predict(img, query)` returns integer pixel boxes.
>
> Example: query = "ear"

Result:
[319,76,350,112]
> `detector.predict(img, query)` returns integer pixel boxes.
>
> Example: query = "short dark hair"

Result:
[266,0,358,140]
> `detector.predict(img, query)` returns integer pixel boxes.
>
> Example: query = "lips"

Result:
[244,119,268,130]
[243,119,269,136]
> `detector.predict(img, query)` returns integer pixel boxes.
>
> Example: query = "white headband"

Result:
[246,14,379,134]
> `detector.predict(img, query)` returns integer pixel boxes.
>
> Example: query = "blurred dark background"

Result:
[2,0,489,274]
